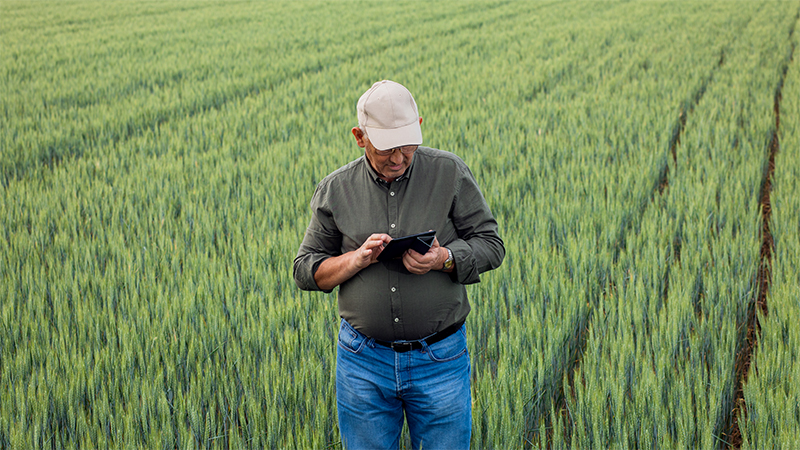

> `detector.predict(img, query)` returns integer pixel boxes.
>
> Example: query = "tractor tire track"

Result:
[726,9,798,449]
[532,9,757,448]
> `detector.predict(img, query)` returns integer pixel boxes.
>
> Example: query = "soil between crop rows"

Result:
[727,19,796,446]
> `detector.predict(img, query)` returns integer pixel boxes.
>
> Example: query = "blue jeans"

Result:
[336,319,472,450]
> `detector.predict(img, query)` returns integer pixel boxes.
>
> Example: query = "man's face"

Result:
[352,127,418,183]
[363,140,417,183]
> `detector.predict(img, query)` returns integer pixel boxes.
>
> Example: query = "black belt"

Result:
[373,321,464,353]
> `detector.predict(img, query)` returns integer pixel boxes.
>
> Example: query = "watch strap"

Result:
[443,247,454,270]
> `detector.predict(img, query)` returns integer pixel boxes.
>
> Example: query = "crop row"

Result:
[560,2,798,446]
[2,1,620,447]
[462,2,768,447]
[1,0,519,181]
[2,1,799,448]
[740,18,800,449]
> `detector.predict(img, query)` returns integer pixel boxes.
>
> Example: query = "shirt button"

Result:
[390,191,395,196]
[394,318,399,323]
[390,223,396,229]
[391,287,396,292]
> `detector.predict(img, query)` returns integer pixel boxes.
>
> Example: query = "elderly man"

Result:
[294,80,504,450]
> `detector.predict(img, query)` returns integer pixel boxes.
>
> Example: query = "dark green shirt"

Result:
[293,147,504,341]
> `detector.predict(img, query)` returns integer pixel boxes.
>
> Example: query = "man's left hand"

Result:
[402,236,447,275]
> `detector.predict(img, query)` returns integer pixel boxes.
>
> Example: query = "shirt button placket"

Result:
[387,182,399,237]
[390,278,402,336]
[388,182,402,337]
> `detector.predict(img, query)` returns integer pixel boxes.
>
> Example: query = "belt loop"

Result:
[419,338,430,353]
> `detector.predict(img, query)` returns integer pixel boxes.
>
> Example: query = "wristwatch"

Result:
[442,247,454,270]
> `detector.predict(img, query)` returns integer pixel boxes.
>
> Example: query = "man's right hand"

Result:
[314,233,391,291]
[351,233,392,270]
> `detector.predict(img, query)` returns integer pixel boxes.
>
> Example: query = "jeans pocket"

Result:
[337,320,367,354]
[426,326,468,362]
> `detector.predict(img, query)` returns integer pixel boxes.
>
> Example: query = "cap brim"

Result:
[365,121,423,151]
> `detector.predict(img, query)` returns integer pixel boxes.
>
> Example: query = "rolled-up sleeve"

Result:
[293,183,341,292]
[447,164,505,285]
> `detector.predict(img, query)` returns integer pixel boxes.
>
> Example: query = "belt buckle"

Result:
[390,342,414,353]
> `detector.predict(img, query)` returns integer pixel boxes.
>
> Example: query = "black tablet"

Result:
[377,230,436,261]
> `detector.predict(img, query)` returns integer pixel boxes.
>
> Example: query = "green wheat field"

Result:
[2,1,800,448]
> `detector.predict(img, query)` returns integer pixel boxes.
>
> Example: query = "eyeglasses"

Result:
[374,145,418,156]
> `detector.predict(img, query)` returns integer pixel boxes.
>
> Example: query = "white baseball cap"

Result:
[357,80,423,151]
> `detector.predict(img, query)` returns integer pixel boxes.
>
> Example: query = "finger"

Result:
[364,234,390,250]
[351,248,372,270]
[402,252,421,270]
[374,233,392,243]
[404,248,427,262]
[403,259,426,275]
[414,246,439,262]
[403,251,433,274]
[364,239,385,250]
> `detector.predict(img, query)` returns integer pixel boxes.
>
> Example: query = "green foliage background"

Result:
[2,1,799,448]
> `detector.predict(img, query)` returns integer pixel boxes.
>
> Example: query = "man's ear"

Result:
[352,127,367,148]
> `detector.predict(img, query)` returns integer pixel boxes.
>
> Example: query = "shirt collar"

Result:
[363,153,414,186]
